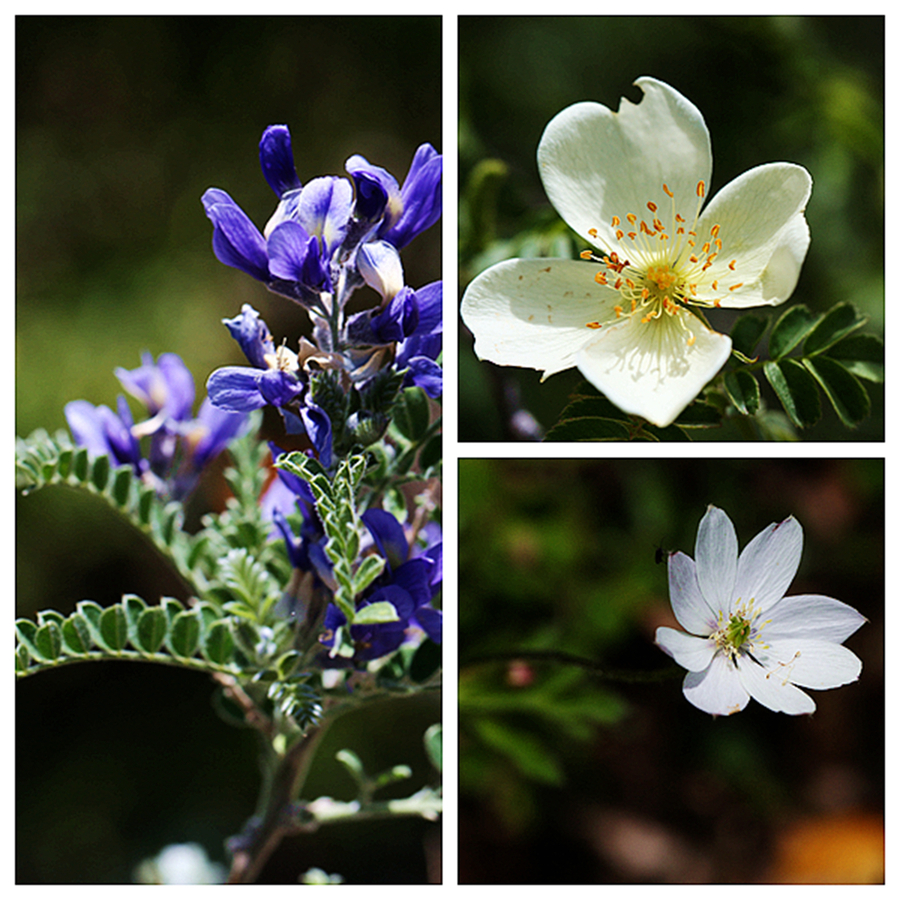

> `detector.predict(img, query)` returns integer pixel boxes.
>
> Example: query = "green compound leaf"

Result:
[764,359,822,428]
[16,597,245,680]
[769,304,820,359]
[724,369,761,416]
[802,357,871,427]
[803,302,868,356]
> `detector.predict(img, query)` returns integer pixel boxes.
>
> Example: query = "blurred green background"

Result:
[16,15,441,883]
[458,16,884,440]
[459,457,883,883]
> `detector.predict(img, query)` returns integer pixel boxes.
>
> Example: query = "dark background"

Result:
[458,457,883,883]
[16,15,441,883]
[458,16,884,440]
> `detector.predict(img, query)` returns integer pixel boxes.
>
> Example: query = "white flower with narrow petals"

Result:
[461,77,813,427]
[655,505,865,716]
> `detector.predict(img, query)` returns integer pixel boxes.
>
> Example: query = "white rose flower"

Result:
[461,77,813,427]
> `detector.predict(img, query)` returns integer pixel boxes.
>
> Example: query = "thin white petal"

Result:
[696,163,812,309]
[736,654,816,714]
[763,594,867,644]
[694,506,738,613]
[758,639,862,690]
[667,551,718,634]
[538,77,711,250]
[655,627,717,672]
[460,258,615,378]
[574,312,732,427]
[733,516,803,614]
[682,654,750,716]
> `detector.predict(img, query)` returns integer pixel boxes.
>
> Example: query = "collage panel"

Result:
[16,15,442,885]
[458,457,883,883]
[459,16,884,442]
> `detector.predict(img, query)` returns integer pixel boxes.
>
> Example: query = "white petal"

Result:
[667,551,718,634]
[696,163,812,309]
[759,639,862,690]
[733,516,803,614]
[538,77,711,250]
[694,506,738,613]
[736,654,816,714]
[682,654,750,716]
[763,594,867,644]
[655,627,717,672]
[460,257,615,378]
[574,311,732,427]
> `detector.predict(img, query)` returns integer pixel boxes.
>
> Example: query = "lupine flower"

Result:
[655,505,865,716]
[346,142,443,249]
[65,352,248,500]
[206,305,336,466]
[461,77,813,428]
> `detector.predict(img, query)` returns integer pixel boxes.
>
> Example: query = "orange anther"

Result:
[702,242,711,254]
[588,227,598,238]
[710,224,720,237]
[614,305,623,318]
[729,282,744,291]
[690,255,699,263]
[647,201,658,212]
[594,272,607,285]
[728,260,737,270]
[580,250,593,259]
[627,232,637,240]
[611,216,620,227]
[697,181,706,198]
[626,213,637,225]
[687,334,697,346]
[585,321,602,329]
[675,213,685,223]
[641,287,649,300]
[615,229,624,240]
[663,184,674,198]
[711,280,718,290]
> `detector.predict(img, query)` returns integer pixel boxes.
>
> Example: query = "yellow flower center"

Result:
[580,180,746,344]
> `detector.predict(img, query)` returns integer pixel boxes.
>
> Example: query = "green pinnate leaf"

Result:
[100,605,129,652]
[15,619,41,659]
[76,600,106,646]
[768,304,820,359]
[169,610,201,658]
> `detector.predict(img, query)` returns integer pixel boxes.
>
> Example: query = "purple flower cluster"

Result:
[202,124,442,465]
[65,352,249,500]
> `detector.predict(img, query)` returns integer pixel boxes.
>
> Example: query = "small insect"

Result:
[654,544,672,564]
